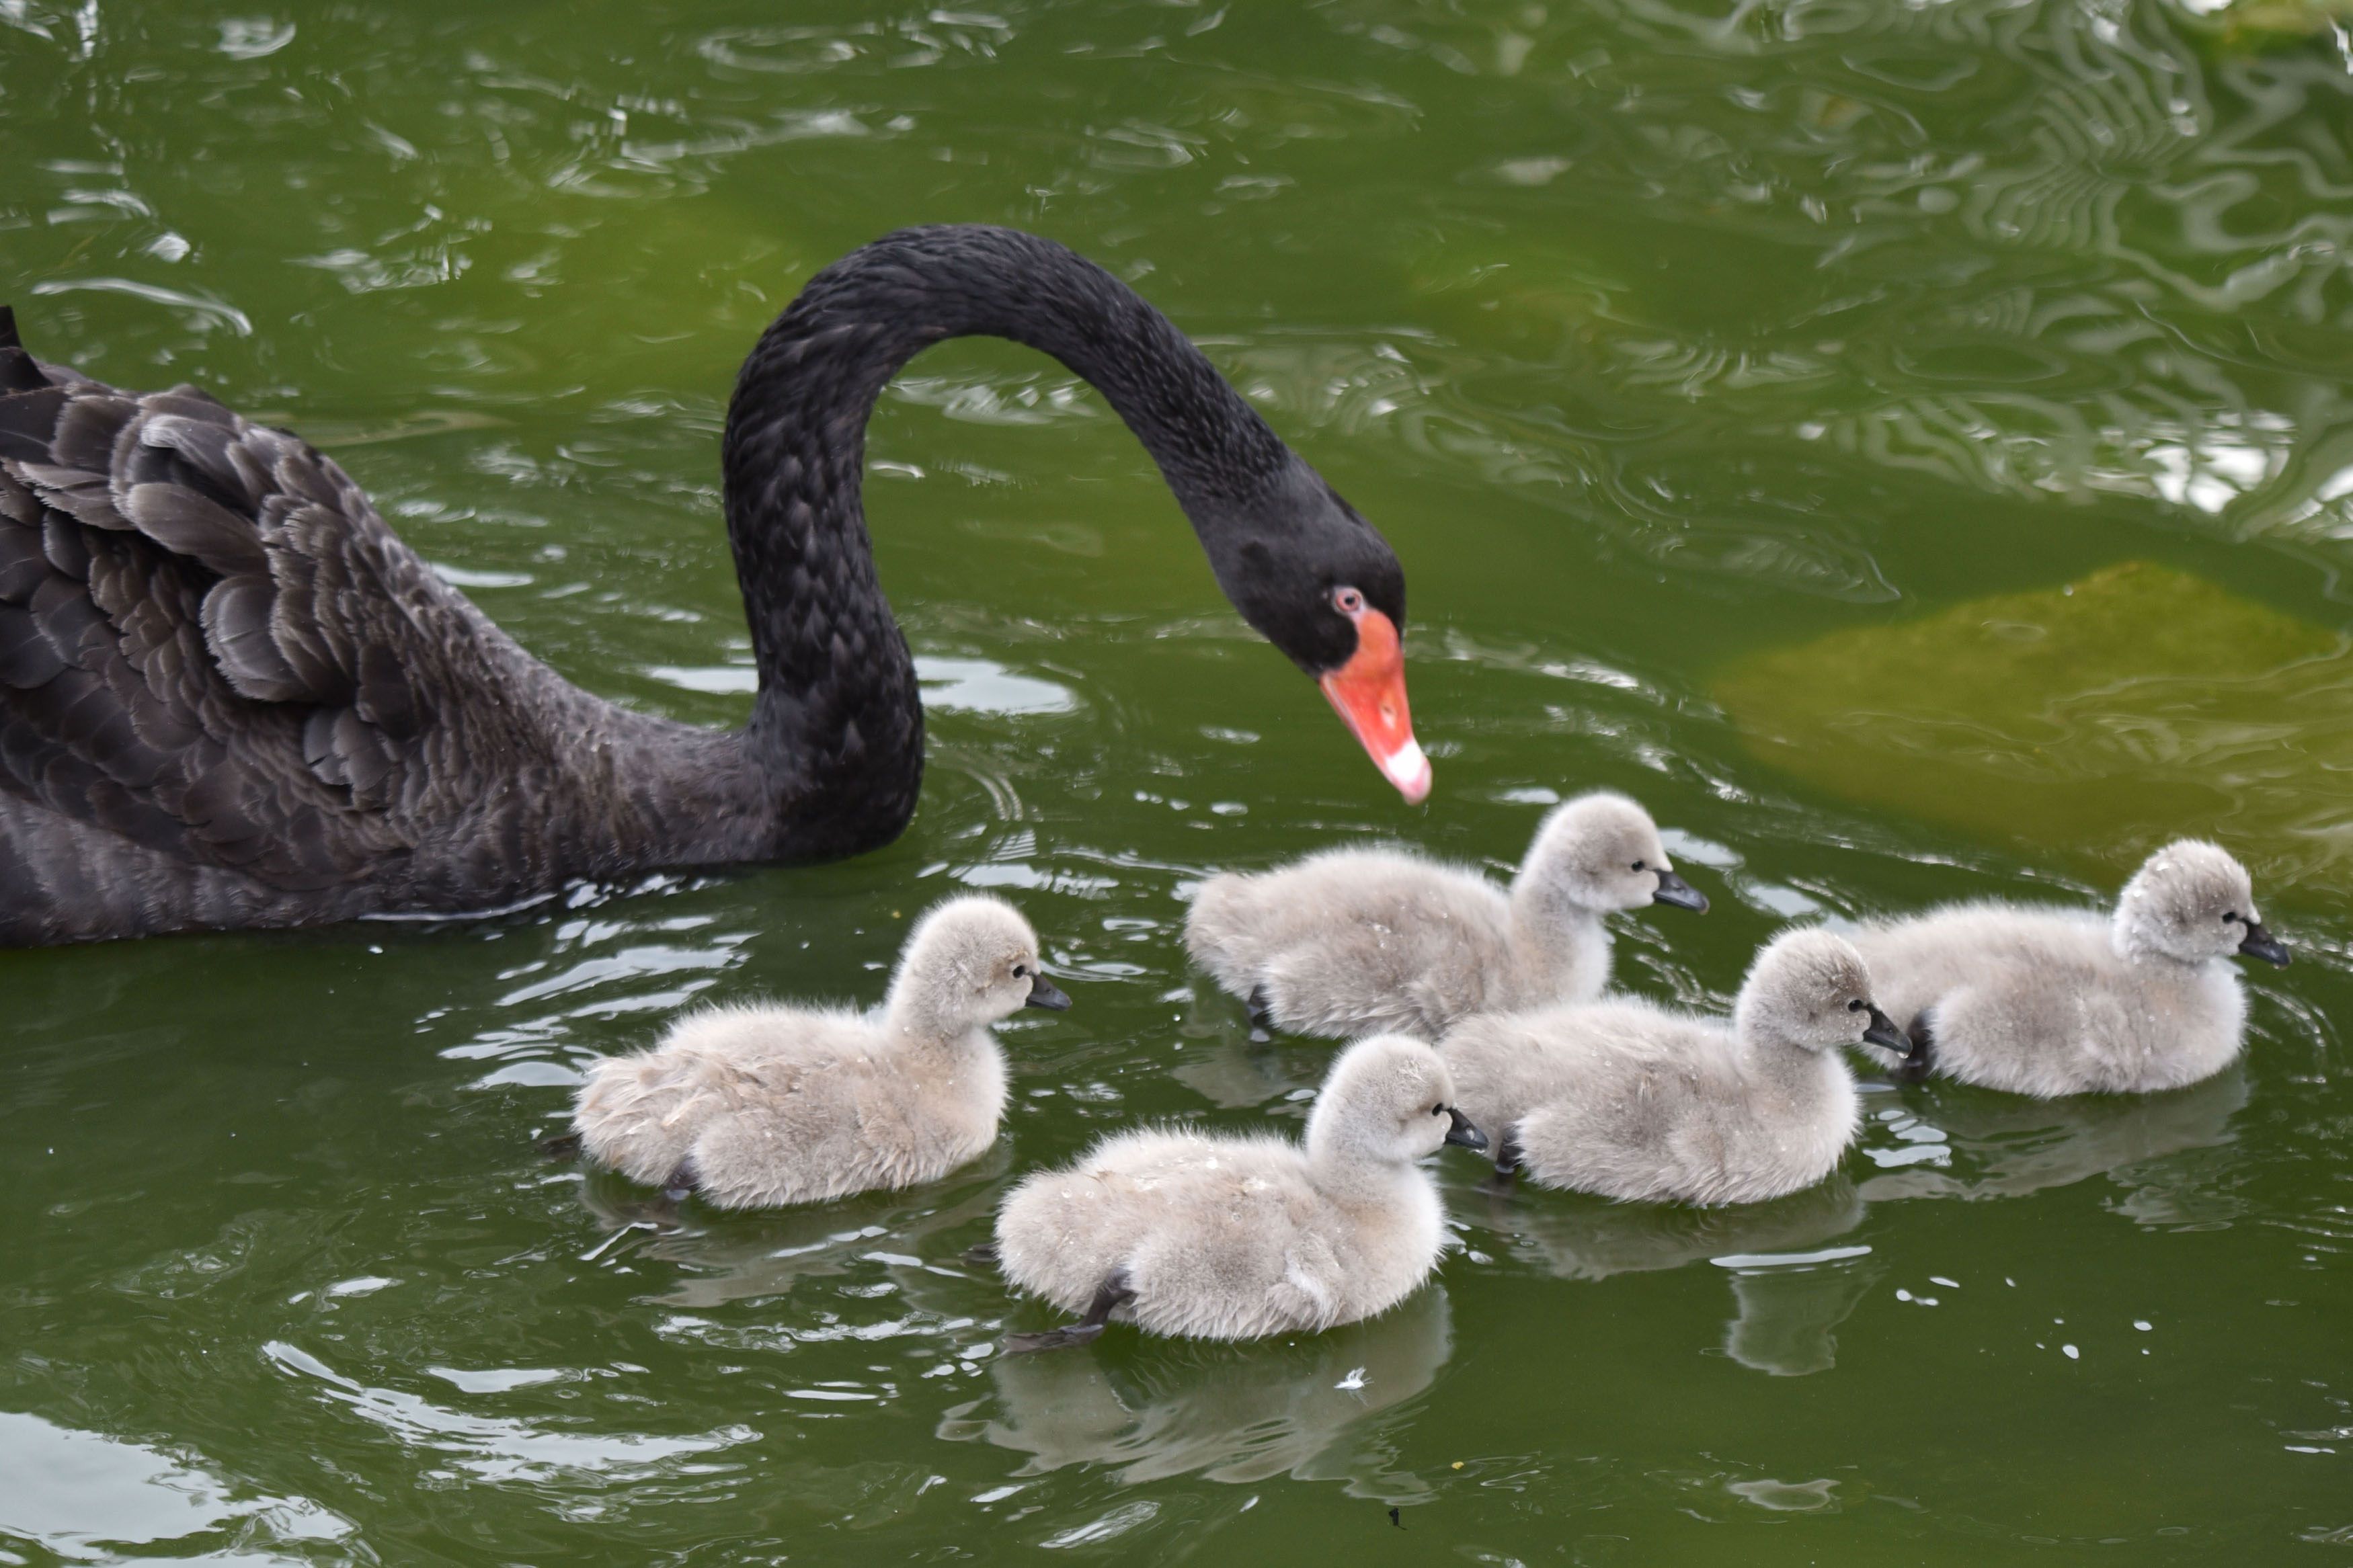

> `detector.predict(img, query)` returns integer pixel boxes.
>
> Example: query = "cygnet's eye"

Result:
[1429,1102,1445,1117]
[1846,998,1865,1012]
[1012,963,1029,978]
[1630,859,1646,872]
[1332,585,1365,615]
[2221,912,2240,925]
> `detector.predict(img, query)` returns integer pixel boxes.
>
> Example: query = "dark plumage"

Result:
[0,226,1416,944]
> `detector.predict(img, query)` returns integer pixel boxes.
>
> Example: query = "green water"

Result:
[5,0,2352,1561]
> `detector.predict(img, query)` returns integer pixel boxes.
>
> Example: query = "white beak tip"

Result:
[1382,740,1432,804]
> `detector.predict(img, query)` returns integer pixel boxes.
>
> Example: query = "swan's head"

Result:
[1734,928,1909,1057]
[1199,459,1428,804]
[885,895,1070,1037]
[2114,839,2286,967]
[1306,1034,1488,1167]
[1519,791,1708,917]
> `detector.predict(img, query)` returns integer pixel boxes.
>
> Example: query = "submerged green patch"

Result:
[1716,562,2353,893]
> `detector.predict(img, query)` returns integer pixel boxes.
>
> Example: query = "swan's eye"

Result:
[1332,586,1365,615]
[1847,999,1865,1012]
[1012,964,1028,978]
[1631,860,1646,872]
[1430,1103,1445,1117]
[2221,912,2239,925]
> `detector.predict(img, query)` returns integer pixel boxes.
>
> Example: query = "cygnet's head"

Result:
[1733,928,1910,1056]
[886,895,1070,1036]
[2114,839,2288,968]
[1518,791,1708,917]
[1306,1035,1488,1167]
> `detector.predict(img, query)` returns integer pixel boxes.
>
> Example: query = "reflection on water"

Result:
[1166,1040,1312,1110]
[1716,1254,1884,1379]
[1472,1063,2251,1378]
[1468,1179,1875,1376]
[574,1159,1009,1309]
[1470,1177,1868,1285]
[639,655,1078,716]
[264,1342,758,1492]
[0,1411,352,1561]
[939,1286,1451,1499]
[1860,1069,2251,1219]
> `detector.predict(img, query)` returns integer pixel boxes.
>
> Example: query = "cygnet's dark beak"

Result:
[1025,973,1073,1011]
[2237,922,2290,967]
[1861,1005,1912,1055]
[1650,869,1708,913]
[1442,1107,1488,1152]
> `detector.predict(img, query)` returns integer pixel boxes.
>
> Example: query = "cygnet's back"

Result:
[1185,792,1705,1040]
[1848,904,2110,1038]
[571,895,1068,1208]
[1847,839,2288,1096]
[1443,928,1907,1206]
[994,1036,1488,1343]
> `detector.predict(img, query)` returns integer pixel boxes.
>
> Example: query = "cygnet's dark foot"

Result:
[1483,1136,1523,1192]
[538,1130,583,1161]
[1002,1322,1108,1354]
[962,1241,1001,1270]
[1890,1018,1937,1085]
[1002,1270,1135,1354]
[1245,984,1277,1034]
[658,1162,699,1206]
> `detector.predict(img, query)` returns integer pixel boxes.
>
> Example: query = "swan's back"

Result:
[1186,846,1517,1037]
[576,1001,1010,1207]
[996,1120,1443,1339]
[998,1128,1315,1327]
[0,333,742,942]
[1444,998,1726,1154]
[1848,902,2113,1029]
[1001,1127,1314,1258]
[1451,997,1859,1206]
[574,1003,863,1186]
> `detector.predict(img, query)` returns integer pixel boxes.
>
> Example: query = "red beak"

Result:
[1316,606,1431,804]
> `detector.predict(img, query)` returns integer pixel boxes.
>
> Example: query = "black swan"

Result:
[0,225,1427,946]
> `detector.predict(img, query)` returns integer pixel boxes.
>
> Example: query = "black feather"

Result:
[53,393,132,472]
[0,471,37,526]
[0,604,67,688]
[120,483,270,577]
[199,575,305,701]
[41,513,89,581]
[0,387,66,460]
[0,522,46,602]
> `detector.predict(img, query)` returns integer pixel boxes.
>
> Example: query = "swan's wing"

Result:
[0,327,541,892]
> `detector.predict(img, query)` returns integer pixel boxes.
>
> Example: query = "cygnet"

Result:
[565,895,1069,1208]
[1849,839,2288,1097]
[992,1035,1488,1349]
[1185,791,1706,1040]
[1443,927,1909,1206]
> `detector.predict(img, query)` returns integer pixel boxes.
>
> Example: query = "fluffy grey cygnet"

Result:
[1849,839,2288,1098]
[1443,928,1910,1206]
[1184,791,1706,1040]
[992,1035,1489,1349]
[568,895,1069,1208]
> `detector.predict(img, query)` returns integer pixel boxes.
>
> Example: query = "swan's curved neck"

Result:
[721,226,1293,860]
